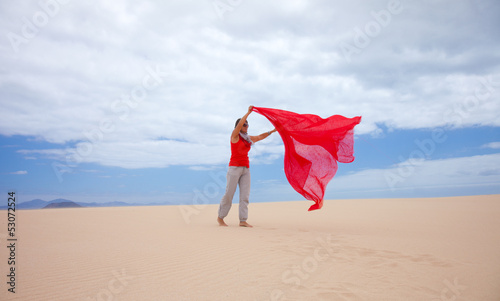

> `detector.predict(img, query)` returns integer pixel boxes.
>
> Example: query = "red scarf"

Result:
[252,107,361,211]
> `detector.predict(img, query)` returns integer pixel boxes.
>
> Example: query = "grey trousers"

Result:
[218,166,251,222]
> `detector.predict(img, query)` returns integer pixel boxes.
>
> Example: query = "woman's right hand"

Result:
[248,105,254,113]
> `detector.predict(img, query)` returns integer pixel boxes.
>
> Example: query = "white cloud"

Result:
[327,153,500,197]
[1,0,499,169]
[482,142,500,149]
[9,170,28,175]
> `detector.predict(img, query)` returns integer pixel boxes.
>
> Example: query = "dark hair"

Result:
[235,118,248,128]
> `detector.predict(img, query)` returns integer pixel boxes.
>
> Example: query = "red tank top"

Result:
[229,136,251,168]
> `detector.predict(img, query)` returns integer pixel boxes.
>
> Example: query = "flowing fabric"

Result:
[252,107,361,211]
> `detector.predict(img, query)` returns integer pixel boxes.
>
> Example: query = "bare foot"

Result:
[239,221,253,228]
[217,217,228,227]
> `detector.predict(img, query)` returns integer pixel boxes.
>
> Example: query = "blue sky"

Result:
[1,0,499,206]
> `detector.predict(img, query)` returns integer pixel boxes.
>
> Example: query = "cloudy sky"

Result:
[1,0,499,207]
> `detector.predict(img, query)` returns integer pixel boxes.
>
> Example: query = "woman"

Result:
[217,106,277,227]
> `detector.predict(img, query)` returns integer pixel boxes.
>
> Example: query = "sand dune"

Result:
[1,195,500,300]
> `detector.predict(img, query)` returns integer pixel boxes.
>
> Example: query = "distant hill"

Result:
[43,201,83,209]
[4,198,75,209]
[0,198,173,210]
[17,199,59,209]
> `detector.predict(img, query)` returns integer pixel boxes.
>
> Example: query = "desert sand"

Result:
[1,195,500,300]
